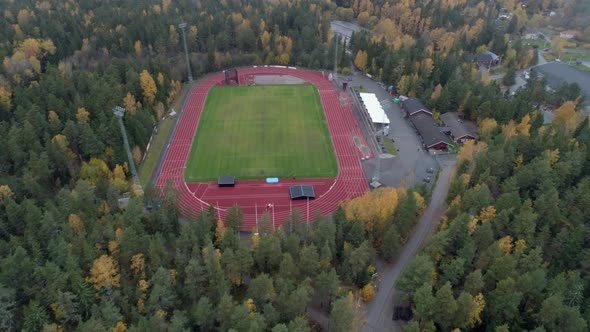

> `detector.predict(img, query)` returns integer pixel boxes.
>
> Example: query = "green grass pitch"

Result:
[184,85,338,182]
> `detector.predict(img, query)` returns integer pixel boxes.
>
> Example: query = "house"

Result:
[401,98,432,117]
[408,113,452,150]
[523,30,539,40]
[439,112,479,144]
[466,51,501,67]
[560,30,581,40]
[498,8,512,20]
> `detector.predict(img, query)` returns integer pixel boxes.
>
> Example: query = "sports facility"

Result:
[184,85,337,182]
[155,67,370,231]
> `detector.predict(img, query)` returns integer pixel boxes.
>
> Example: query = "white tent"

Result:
[359,93,390,124]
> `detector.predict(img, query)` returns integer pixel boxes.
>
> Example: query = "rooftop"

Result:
[409,113,452,149]
[359,92,390,124]
[440,112,479,140]
[402,98,430,115]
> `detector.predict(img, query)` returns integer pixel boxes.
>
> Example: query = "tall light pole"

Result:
[178,22,193,82]
[333,33,340,79]
[113,106,142,193]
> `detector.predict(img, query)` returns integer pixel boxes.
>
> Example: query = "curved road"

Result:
[361,155,456,331]
[306,156,456,331]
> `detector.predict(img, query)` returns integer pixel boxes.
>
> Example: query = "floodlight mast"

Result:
[113,106,142,192]
[178,22,193,82]
[333,33,340,79]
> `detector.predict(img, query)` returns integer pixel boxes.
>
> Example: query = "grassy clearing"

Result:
[185,85,338,182]
[138,84,191,186]
[383,138,398,155]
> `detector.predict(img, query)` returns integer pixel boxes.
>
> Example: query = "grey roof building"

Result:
[402,98,432,116]
[409,113,452,150]
[440,112,479,144]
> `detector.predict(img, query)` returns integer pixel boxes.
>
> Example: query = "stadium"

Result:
[155,67,370,231]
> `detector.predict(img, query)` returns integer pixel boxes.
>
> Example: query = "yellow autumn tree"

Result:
[516,114,531,136]
[134,40,142,57]
[3,38,56,79]
[457,140,488,164]
[553,101,579,134]
[344,187,401,232]
[114,321,127,332]
[470,293,485,327]
[131,253,146,279]
[162,0,172,13]
[514,239,527,255]
[68,214,85,236]
[0,185,15,203]
[76,107,90,124]
[502,120,518,140]
[551,36,565,57]
[215,220,225,245]
[123,93,138,114]
[139,70,157,105]
[397,75,410,96]
[421,58,434,78]
[478,118,497,135]
[431,84,443,101]
[0,86,11,112]
[354,50,368,73]
[86,255,121,290]
[478,206,496,222]
[112,164,128,191]
[80,158,111,185]
[361,283,375,302]
[547,149,560,166]
[498,236,514,255]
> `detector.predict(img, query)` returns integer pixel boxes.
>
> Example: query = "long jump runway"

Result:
[155,67,370,230]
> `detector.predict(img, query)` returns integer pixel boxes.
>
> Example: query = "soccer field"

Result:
[184,85,338,182]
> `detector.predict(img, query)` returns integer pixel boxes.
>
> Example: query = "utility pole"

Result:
[333,33,339,79]
[178,22,193,82]
[113,106,142,193]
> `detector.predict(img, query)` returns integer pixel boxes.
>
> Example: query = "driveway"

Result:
[345,72,438,188]
[362,155,457,331]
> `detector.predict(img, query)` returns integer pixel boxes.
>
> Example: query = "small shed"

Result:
[289,185,316,200]
[218,176,236,187]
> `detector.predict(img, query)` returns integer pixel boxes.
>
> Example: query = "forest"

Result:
[397,95,590,329]
[1,0,588,330]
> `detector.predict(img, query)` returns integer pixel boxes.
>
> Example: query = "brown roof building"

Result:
[409,113,452,150]
[401,98,432,117]
[440,112,479,144]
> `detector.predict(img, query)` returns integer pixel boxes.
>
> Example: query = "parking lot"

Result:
[344,72,440,188]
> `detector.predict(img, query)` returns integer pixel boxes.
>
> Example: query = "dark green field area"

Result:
[185,85,337,182]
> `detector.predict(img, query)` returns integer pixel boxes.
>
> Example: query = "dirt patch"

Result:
[353,136,371,158]
[253,75,306,85]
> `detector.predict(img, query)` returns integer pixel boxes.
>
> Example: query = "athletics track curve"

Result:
[155,67,370,231]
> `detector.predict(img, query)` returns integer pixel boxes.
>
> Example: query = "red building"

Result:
[440,112,479,144]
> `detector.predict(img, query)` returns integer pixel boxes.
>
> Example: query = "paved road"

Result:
[305,155,455,332]
[534,62,590,102]
[362,155,456,332]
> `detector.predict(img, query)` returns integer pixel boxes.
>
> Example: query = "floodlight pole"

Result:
[113,106,142,192]
[255,203,259,234]
[272,204,276,231]
[178,22,193,82]
[333,33,339,79]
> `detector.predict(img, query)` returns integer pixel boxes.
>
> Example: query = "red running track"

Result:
[155,67,371,231]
